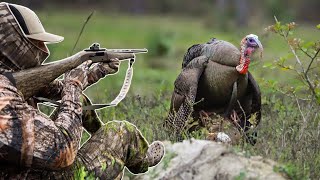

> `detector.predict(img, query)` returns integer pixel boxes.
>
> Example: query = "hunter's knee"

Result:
[104,120,138,134]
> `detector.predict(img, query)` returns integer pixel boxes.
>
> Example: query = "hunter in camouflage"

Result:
[0,2,164,179]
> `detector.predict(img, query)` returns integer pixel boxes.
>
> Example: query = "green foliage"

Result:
[247,93,320,178]
[234,171,246,180]
[187,127,208,140]
[37,104,55,116]
[147,31,175,58]
[94,91,173,142]
[274,164,304,180]
[146,30,176,69]
[245,20,320,179]
[265,18,320,103]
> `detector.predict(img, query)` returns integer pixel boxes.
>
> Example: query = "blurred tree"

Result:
[7,0,320,24]
[234,0,248,26]
[131,0,145,14]
[264,0,295,22]
[296,0,320,22]
[216,0,228,30]
[10,0,44,9]
[214,0,249,30]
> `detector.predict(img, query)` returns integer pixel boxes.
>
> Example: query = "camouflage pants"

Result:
[78,120,150,179]
[58,95,150,179]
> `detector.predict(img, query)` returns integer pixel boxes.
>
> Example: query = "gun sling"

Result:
[35,58,135,110]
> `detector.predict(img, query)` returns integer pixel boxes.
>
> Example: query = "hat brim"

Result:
[26,32,64,44]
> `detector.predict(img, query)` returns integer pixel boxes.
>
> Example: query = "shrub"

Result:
[247,19,320,179]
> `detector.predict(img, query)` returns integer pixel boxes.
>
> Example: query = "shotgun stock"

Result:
[12,43,147,99]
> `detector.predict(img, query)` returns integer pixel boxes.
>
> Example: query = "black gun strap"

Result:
[35,58,135,110]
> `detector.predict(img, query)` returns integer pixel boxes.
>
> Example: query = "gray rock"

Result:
[131,139,286,180]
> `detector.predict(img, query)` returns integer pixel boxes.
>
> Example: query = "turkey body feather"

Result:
[166,37,261,143]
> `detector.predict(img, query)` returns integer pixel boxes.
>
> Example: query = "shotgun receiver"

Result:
[12,43,147,99]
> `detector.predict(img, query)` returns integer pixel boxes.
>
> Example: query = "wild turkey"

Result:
[165,34,263,144]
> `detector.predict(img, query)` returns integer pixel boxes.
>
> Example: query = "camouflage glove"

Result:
[64,61,91,90]
[87,58,120,87]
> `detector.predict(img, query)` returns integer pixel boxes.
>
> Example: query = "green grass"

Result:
[36,10,320,179]
[39,10,319,92]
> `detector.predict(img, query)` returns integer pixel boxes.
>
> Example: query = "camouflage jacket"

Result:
[0,74,83,169]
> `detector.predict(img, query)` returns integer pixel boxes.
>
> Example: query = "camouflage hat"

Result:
[8,3,64,43]
[0,2,50,71]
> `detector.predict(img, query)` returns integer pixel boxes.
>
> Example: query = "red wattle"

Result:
[245,47,254,56]
[239,57,250,74]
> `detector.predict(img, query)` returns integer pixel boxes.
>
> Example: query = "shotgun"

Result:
[12,43,147,99]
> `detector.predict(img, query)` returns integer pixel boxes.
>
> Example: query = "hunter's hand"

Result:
[64,61,91,89]
[98,58,120,75]
[87,58,120,86]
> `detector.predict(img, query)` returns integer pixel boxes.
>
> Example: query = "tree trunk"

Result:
[234,0,248,26]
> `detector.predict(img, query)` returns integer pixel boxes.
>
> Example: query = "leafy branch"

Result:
[265,17,320,104]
